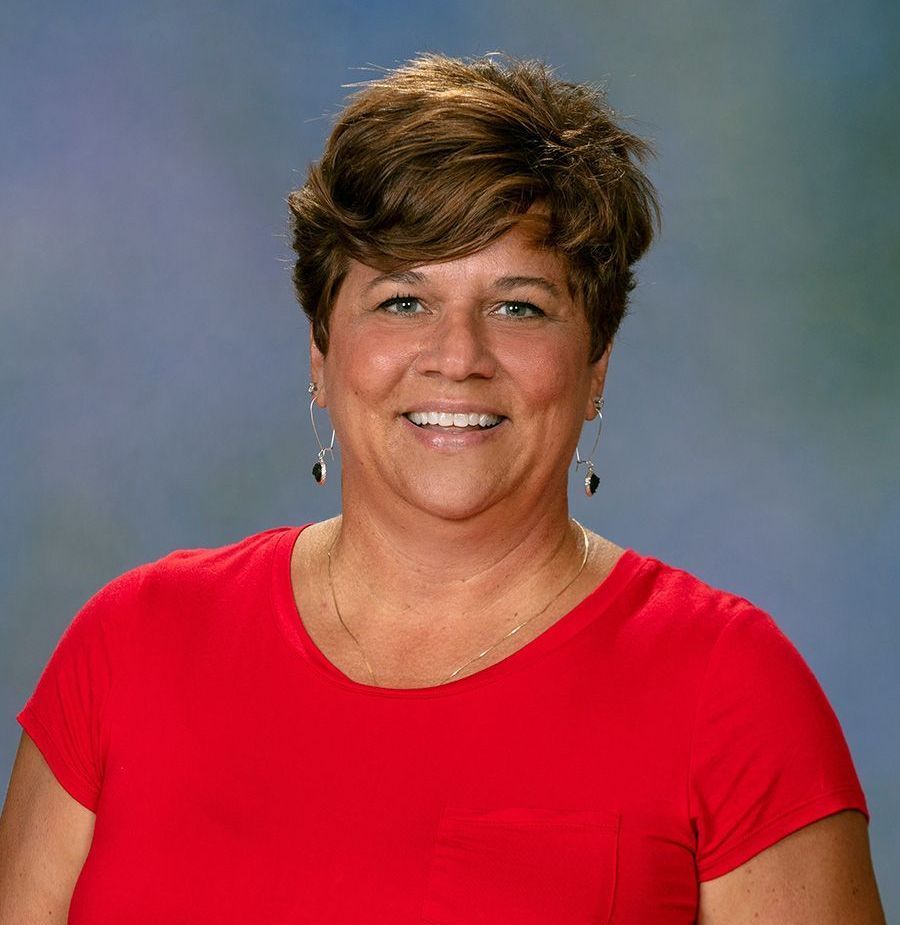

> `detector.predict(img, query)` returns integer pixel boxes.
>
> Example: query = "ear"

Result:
[583,340,613,420]
[309,327,327,408]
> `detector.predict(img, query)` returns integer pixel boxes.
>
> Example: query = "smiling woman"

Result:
[310,222,604,524]
[0,53,885,924]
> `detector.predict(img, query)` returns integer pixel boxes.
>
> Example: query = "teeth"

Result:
[406,411,502,428]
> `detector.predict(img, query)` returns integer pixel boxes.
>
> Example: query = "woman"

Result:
[0,53,885,923]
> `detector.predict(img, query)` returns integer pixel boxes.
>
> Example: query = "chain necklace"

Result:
[325,519,591,687]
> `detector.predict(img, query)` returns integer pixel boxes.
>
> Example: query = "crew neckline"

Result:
[269,523,650,699]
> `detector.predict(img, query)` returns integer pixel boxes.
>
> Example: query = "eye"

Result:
[378,295,425,315]
[493,300,544,319]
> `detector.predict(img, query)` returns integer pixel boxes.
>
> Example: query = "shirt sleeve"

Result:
[689,605,869,881]
[16,566,145,813]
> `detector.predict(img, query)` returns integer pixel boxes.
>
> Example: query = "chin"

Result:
[400,471,505,522]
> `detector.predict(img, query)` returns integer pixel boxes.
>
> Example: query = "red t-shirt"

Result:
[18,524,868,924]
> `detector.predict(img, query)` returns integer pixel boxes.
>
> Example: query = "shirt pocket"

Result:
[421,806,619,925]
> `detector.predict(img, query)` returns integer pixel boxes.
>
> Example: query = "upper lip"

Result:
[402,404,506,417]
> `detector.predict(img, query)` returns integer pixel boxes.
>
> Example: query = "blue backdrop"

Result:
[2,0,897,911]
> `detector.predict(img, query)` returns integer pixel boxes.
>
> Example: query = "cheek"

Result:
[329,330,416,399]
[504,341,588,409]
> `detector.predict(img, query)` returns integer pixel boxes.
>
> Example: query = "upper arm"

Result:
[0,731,95,923]
[698,810,886,925]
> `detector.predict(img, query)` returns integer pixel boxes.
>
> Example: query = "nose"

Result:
[413,306,496,381]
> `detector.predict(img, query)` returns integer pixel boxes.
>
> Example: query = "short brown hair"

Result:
[288,52,660,363]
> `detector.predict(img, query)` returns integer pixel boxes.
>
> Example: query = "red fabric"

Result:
[18,524,868,924]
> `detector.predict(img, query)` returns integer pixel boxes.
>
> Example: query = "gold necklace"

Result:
[325,519,591,687]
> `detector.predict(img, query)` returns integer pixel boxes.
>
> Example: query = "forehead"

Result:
[343,222,572,294]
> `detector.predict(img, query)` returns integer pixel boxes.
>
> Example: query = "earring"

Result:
[574,396,604,497]
[308,381,335,485]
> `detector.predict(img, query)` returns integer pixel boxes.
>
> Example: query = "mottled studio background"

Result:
[1,0,897,912]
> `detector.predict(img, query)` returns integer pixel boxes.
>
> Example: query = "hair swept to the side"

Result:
[288,52,660,363]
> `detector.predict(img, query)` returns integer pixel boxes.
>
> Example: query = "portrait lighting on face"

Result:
[307,220,609,525]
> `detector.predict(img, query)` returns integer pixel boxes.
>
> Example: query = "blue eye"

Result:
[495,301,544,319]
[379,295,424,315]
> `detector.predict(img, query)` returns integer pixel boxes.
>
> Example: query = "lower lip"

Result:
[400,415,507,449]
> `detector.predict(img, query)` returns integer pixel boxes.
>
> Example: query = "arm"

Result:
[698,810,886,924]
[0,732,95,923]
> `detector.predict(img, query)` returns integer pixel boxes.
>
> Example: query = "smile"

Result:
[403,411,504,429]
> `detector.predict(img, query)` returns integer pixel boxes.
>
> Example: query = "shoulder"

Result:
[619,548,772,660]
[139,524,296,593]
[71,525,300,642]
[622,552,848,736]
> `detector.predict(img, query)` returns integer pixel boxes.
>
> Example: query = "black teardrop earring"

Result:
[574,396,604,497]
[308,381,335,485]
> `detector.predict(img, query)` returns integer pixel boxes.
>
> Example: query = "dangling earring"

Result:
[308,381,335,485]
[574,396,604,497]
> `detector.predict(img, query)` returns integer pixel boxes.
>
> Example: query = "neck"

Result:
[325,482,583,636]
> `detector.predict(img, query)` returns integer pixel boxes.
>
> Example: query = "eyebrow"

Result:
[493,275,561,298]
[364,270,562,298]
[364,269,427,292]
